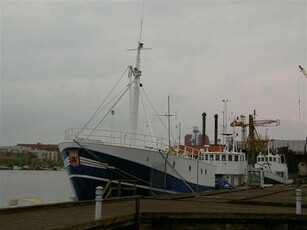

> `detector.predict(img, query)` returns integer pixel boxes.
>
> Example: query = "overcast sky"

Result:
[1,0,306,146]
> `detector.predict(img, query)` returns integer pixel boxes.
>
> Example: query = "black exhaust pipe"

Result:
[214,114,218,145]
[202,112,207,145]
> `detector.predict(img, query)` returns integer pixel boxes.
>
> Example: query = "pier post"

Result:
[296,188,302,215]
[95,186,103,220]
[135,196,140,223]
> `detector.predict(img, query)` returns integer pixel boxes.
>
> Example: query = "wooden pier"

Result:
[1,184,307,230]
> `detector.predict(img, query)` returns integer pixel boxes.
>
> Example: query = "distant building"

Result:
[268,140,306,154]
[17,143,60,163]
[184,127,210,146]
[0,146,31,159]
[0,145,36,162]
[184,134,193,146]
[17,143,58,152]
[0,149,18,161]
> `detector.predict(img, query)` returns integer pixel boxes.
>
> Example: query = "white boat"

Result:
[180,126,248,188]
[248,144,293,187]
[228,114,293,187]
[200,137,248,188]
[253,149,293,185]
[59,40,216,201]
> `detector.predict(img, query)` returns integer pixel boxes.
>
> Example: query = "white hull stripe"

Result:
[68,174,177,194]
[80,157,107,169]
[63,156,107,169]
[64,157,70,167]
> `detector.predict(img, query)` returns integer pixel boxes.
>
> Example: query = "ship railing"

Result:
[102,179,137,199]
[175,145,203,160]
[64,128,176,151]
[65,128,204,159]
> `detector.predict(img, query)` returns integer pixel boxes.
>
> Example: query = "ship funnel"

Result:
[214,114,218,145]
[202,112,207,145]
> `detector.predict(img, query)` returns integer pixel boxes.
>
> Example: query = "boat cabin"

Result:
[255,152,289,179]
[199,145,247,187]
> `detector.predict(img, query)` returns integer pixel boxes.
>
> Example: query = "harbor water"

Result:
[0,170,74,209]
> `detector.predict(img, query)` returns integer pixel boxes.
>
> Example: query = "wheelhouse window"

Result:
[215,154,220,161]
[269,157,272,162]
[234,155,239,162]
[228,155,233,161]
[222,155,226,161]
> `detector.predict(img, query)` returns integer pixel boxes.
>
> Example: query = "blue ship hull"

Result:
[61,146,213,201]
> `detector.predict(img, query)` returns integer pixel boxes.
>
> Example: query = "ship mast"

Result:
[129,1,150,144]
[129,42,143,143]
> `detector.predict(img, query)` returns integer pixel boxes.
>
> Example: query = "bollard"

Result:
[135,196,140,222]
[296,188,302,215]
[95,186,103,220]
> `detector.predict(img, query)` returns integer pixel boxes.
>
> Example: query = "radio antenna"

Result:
[139,0,145,42]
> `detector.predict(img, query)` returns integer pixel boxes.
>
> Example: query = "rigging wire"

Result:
[156,149,196,194]
[139,88,196,192]
[298,64,307,140]
[299,70,301,124]
[76,66,130,137]
[87,77,138,138]
[140,91,156,141]
[141,87,178,144]
[94,80,134,120]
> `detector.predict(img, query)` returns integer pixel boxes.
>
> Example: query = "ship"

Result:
[58,40,216,201]
[250,149,293,185]
[182,114,248,189]
[245,139,293,187]
[201,139,248,188]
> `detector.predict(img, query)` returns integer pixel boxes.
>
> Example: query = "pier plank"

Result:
[0,185,306,230]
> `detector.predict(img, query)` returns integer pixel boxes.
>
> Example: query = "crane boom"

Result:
[253,119,280,127]
[299,65,307,78]
[230,118,280,127]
